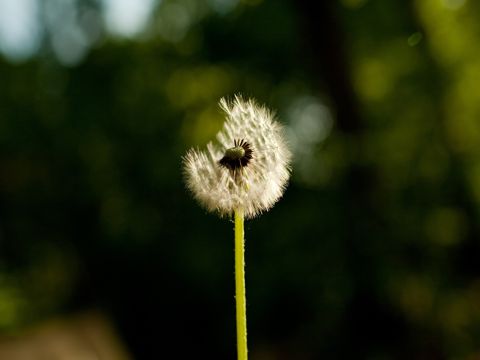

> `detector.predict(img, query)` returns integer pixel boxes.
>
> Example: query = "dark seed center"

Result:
[224,146,245,160]
[219,139,253,171]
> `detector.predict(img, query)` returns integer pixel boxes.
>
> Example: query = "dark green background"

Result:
[1,0,480,358]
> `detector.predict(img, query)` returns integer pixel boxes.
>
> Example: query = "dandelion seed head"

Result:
[183,95,292,219]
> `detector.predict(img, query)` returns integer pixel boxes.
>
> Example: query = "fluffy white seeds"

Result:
[183,96,292,219]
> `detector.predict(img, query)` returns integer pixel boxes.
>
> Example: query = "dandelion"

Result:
[184,96,291,219]
[183,95,291,360]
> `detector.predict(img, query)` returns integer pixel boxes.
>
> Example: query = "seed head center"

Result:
[225,146,245,160]
[219,139,253,171]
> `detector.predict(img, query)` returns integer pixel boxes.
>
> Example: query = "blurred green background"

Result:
[1,0,480,358]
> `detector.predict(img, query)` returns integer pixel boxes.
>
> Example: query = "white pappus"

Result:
[183,95,292,219]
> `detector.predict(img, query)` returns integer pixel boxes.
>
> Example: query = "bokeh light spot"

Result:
[0,0,42,62]
[102,0,157,37]
[355,58,392,101]
[407,32,423,47]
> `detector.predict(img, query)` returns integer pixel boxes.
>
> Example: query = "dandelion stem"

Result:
[234,208,248,360]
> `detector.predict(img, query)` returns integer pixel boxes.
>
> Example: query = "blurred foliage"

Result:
[1,0,480,358]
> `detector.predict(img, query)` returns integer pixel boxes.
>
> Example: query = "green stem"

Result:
[234,208,248,360]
